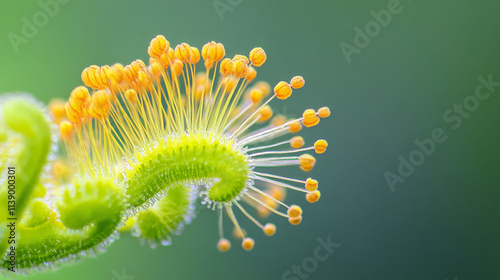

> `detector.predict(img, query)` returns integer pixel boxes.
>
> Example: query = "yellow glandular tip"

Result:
[318,106,331,118]
[128,60,147,83]
[220,58,233,76]
[194,85,205,101]
[288,215,302,226]
[60,121,74,139]
[202,41,225,62]
[65,102,82,124]
[287,205,302,218]
[306,190,321,203]
[149,60,162,77]
[314,139,328,154]
[263,223,276,236]
[290,136,305,148]
[67,86,90,121]
[190,47,200,64]
[270,186,286,201]
[302,109,320,127]
[125,89,139,103]
[246,67,257,82]
[290,76,305,89]
[217,239,231,252]
[249,47,266,67]
[242,237,255,251]
[232,58,249,79]
[172,60,184,76]
[49,99,66,122]
[274,81,292,100]
[93,90,109,106]
[69,86,90,109]
[175,43,193,63]
[159,48,175,68]
[109,63,125,85]
[204,59,214,70]
[288,121,302,133]
[249,89,263,104]
[109,63,124,77]
[305,178,318,192]
[222,76,237,93]
[148,35,169,59]
[138,71,152,90]
[82,65,104,89]
[299,154,316,172]
[258,105,273,123]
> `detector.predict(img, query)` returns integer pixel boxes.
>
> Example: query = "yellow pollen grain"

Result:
[175,43,193,63]
[290,136,305,148]
[249,47,266,67]
[314,139,328,154]
[220,58,233,76]
[232,58,249,79]
[290,76,305,89]
[249,89,263,104]
[288,215,302,225]
[299,154,316,172]
[109,63,125,84]
[59,121,74,139]
[302,109,320,127]
[65,102,81,124]
[258,105,273,123]
[274,81,292,100]
[202,41,225,62]
[148,35,169,59]
[242,237,255,251]
[222,76,237,93]
[306,190,321,203]
[159,49,175,68]
[149,60,163,77]
[217,239,231,252]
[125,89,139,103]
[287,205,302,218]
[245,67,257,82]
[49,99,66,122]
[263,223,276,236]
[172,60,184,76]
[305,178,318,192]
[190,47,200,64]
[318,106,331,118]
[288,121,302,133]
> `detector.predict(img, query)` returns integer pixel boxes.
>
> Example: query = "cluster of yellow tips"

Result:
[53,35,331,252]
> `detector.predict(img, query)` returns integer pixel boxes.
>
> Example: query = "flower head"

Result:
[59,35,331,251]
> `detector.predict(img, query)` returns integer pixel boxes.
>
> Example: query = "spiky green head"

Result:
[125,132,250,210]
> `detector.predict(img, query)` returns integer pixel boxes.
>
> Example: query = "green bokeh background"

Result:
[1,0,499,279]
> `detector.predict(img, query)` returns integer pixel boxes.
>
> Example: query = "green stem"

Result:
[0,98,52,259]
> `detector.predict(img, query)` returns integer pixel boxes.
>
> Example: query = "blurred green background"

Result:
[1,0,499,279]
